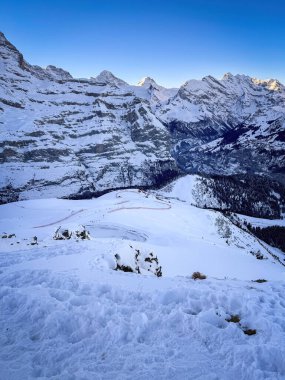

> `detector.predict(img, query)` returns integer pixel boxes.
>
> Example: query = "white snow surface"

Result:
[1,188,285,379]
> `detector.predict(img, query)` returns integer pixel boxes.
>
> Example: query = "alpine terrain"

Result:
[0,32,285,380]
[0,32,284,203]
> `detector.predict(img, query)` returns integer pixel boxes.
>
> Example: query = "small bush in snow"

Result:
[250,250,266,260]
[119,265,134,273]
[115,247,162,277]
[255,251,265,260]
[54,227,72,240]
[192,271,207,280]
[30,236,38,245]
[53,226,90,240]
[74,229,90,240]
[1,233,16,239]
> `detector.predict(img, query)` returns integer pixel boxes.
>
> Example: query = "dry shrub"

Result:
[243,329,256,335]
[192,271,207,280]
[226,315,240,323]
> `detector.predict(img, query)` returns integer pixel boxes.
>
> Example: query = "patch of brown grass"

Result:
[226,315,240,323]
[192,271,207,280]
[243,329,256,336]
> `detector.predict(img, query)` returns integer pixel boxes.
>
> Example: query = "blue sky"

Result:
[1,0,285,87]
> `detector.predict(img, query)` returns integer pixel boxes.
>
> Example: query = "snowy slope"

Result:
[1,189,284,279]
[160,174,285,219]
[1,189,285,379]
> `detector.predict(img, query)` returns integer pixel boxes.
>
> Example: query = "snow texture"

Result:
[1,188,285,379]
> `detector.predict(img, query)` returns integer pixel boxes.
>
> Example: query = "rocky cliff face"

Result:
[0,32,284,203]
[0,33,179,202]
[157,74,285,183]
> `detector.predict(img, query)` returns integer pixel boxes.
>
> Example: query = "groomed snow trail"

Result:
[33,209,85,228]
[108,203,171,213]
[109,190,171,213]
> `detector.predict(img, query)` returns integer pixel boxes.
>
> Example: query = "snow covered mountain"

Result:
[158,73,285,183]
[137,76,178,105]
[0,31,284,203]
[0,32,179,203]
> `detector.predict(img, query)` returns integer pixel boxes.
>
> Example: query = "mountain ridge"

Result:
[1,32,283,88]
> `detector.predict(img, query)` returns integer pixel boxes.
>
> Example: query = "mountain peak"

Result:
[222,73,253,83]
[94,70,128,86]
[96,70,117,80]
[252,77,283,91]
[0,31,11,45]
[0,31,7,42]
[138,76,159,88]
[222,72,235,80]
[0,31,21,55]
[46,65,73,80]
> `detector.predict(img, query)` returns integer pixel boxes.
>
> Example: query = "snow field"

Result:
[1,265,285,379]
[0,187,285,379]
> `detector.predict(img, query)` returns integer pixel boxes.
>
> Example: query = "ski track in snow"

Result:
[108,203,171,213]
[33,209,85,228]
[110,190,171,213]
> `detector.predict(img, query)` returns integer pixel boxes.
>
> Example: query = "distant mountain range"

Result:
[0,31,284,204]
